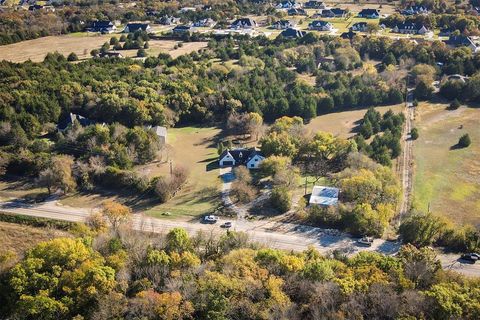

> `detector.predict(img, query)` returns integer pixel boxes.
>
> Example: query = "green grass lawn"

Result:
[413,103,480,226]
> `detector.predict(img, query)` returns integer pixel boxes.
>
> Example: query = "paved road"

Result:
[1,198,479,277]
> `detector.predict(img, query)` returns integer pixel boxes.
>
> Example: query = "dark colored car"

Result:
[460,253,480,263]
[221,221,232,228]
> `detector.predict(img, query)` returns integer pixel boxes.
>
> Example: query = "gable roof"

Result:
[310,20,332,27]
[58,113,94,131]
[395,22,428,31]
[280,28,306,38]
[220,148,263,164]
[92,21,113,28]
[304,0,325,8]
[341,30,358,39]
[358,8,380,16]
[331,8,347,15]
[309,186,339,206]
[287,8,307,15]
[125,23,150,32]
[173,25,192,31]
[231,18,257,28]
[446,35,476,47]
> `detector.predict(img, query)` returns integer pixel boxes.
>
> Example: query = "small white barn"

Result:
[145,125,167,144]
[309,186,339,206]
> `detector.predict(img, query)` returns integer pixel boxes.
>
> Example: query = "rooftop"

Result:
[309,186,339,206]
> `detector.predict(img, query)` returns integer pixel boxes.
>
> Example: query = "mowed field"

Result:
[413,102,480,226]
[306,104,404,138]
[137,126,223,220]
[0,32,207,63]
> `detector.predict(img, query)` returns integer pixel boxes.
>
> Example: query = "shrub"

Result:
[410,128,419,140]
[137,48,147,57]
[270,186,291,213]
[67,52,78,61]
[449,99,461,110]
[458,134,471,148]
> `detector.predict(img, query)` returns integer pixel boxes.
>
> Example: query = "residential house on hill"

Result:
[401,5,429,16]
[288,8,307,16]
[445,35,479,52]
[304,1,326,9]
[341,30,358,40]
[358,8,380,18]
[219,148,265,169]
[193,18,216,27]
[276,1,297,9]
[392,22,429,34]
[88,21,116,33]
[158,16,180,25]
[123,23,151,33]
[99,51,124,58]
[230,18,257,29]
[280,28,306,38]
[309,186,339,206]
[309,20,333,31]
[317,8,348,18]
[351,22,368,32]
[57,113,94,132]
[172,25,192,34]
[271,20,296,30]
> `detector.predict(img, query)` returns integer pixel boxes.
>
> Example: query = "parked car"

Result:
[357,236,374,246]
[460,253,480,263]
[221,221,232,228]
[204,215,219,223]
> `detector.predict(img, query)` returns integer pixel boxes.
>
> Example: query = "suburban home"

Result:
[318,8,347,18]
[309,20,333,31]
[341,30,358,40]
[401,5,429,16]
[158,15,180,25]
[304,1,327,9]
[276,1,297,9]
[351,22,368,32]
[145,125,167,144]
[309,186,339,206]
[271,20,296,30]
[88,21,116,33]
[288,8,307,16]
[123,23,151,33]
[230,18,257,29]
[445,35,479,52]
[358,8,380,18]
[179,7,196,13]
[172,25,192,34]
[57,113,94,132]
[280,28,306,38]
[99,51,124,58]
[392,22,429,34]
[193,18,216,27]
[219,148,265,169]
[439,27,455,36]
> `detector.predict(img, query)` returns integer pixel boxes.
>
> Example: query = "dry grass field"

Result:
[137,126,223,220]
[0,221,70,257]
[306,104,404,138]
[413,103,480,226]
[0,33,207,63]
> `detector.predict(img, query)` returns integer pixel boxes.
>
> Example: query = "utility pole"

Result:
[169,160,173,175]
